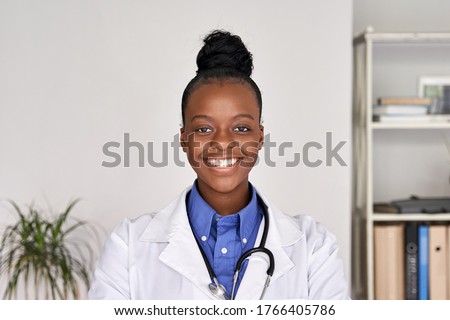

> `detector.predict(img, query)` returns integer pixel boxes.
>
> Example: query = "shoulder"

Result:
[289,214,339,254]
[286,214,348,299]
[256,187,338,248]
[109,187,192,244]
[108,213,157,245]
[269,202,338,251]
[289,214,337,241]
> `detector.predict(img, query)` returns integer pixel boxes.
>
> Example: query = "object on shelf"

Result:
[405,222,419,300]
[374,223,405,299]
[418,225,429,300]
[373,105,429,116]
[377,97,433,106]
[373,114,450,123]
[374,196,450,214]
[373,203,400,213]
[428,225,448,299]
[418,76,450,114]
[394,196,450,213]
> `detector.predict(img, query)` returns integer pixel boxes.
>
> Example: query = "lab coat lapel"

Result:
[159,222,218,299]
[234,191,302,300]
[141,187,218,299]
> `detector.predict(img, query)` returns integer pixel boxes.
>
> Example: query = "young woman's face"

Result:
[181,81,264,195]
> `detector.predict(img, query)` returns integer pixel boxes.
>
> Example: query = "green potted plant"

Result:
[0,199,99,299]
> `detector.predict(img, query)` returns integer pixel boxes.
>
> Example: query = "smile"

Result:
[204,158,241,168]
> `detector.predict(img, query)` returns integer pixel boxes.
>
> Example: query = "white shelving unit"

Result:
[352,28,450,300]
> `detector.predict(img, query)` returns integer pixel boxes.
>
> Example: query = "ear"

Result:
[180,127,188,152]
[258,125,264,150]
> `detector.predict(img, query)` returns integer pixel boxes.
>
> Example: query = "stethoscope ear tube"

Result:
[234,247,275,276]
[231,247,275,300]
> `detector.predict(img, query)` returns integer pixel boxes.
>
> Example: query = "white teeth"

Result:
[206,158,239,167]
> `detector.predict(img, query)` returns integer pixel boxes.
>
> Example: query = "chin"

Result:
[197,174,249,194]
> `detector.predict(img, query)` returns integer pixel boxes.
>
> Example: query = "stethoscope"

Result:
[192,194,275,300]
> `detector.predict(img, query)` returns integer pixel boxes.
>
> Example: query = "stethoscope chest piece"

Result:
[208,279,230,300]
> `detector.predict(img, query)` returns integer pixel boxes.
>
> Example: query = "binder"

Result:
[429,225,448,299]
[448,225,450,299]
[418,225,429,300]
[374,223,405,299]
[405,222,419,299]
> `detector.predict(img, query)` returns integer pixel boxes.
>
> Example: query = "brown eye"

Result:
[197,127,212,133]
[234,126,249,132]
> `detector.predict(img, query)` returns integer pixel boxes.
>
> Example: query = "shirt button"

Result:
[201,236,207,242]
[242,238,248,244]
[221,247,228,254]
[216,217,220,222]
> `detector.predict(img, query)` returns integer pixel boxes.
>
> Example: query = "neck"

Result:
[196,180,251,216]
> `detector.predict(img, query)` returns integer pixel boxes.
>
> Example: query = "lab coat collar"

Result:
[139,186,304,299]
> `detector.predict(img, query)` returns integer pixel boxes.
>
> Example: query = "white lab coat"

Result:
[89,186,349,300]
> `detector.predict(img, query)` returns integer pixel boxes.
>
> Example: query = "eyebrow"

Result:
[190,114,255,121]
[234,114,255,120]
[191,115,213,122]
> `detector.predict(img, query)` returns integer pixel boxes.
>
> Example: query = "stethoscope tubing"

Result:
[230,247,274,299]
[191,194,275,300]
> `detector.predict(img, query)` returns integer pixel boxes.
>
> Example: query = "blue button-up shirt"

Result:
[186,180,263,296]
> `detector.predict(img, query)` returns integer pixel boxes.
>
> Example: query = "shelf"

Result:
[371,213,450,222]
[352,28,450,300]
[354,31,450,45]
[371,122,450,129]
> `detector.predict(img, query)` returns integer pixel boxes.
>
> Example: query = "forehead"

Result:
[185,81,260,119]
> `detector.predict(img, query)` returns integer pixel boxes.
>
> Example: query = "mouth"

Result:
[203,157,242,168]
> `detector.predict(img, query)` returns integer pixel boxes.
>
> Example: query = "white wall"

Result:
[0,0,352,298]
[354,0,450,34]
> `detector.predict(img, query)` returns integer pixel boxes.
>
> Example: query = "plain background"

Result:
[3,0,449,300]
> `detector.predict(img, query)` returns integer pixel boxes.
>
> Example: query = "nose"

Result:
[207,129,238,154]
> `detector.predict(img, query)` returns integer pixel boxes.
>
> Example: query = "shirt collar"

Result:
[187,180,261,244]
[187,180,215,243]
[237,183,260,243]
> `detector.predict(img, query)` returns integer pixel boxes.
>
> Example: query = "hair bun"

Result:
[196,30,253,77]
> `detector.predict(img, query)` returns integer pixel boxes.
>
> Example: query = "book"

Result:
[405,222,419,300]
[374,223,405,299]
[418,225,429,300]
[429,225,448,299]
[373,203,399,213]
[373,114,450,123]
[378,97,433,105]
[448,225,450,299]
[373,105,429,116]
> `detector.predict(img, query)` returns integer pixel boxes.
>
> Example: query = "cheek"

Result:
[185,138,214,169]
[237,142,259,169]
[239,140,260,157]
[186,149,200,168]
[185,133,201,156]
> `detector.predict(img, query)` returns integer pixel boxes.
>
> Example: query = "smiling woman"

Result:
[88,30,349,300]
[181,82,263,214]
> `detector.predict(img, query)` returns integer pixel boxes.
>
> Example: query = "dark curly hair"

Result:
[181,30,262,125]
